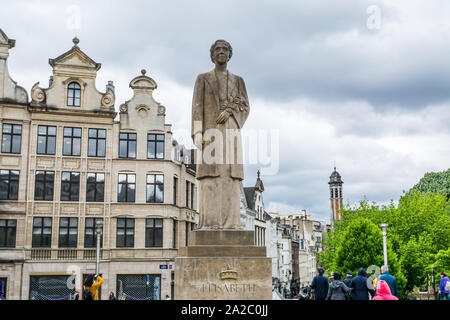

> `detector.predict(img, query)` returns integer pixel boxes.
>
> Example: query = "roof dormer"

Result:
[30,37,115,115]
[119,69,166,131]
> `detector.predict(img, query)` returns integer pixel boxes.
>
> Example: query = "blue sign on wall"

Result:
[159,265,168,269]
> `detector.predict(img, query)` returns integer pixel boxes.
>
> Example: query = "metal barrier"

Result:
[116,274,161,300]
[0,278,6,300]
[29,275,75,300]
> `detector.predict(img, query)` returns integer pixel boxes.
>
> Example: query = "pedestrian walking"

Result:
[311,267,329,300]
[343,272,353,300]
[83,273,104,300]
[377,266,398,297]
[351,268,374,300]
[326,272,352,300]
[109,292,116,300]
[438,272,450,300]
[372,280,398,300]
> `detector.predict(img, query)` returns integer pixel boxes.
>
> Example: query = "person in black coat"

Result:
[311,267,329,300]
[343,272,353,300]
[351,268,374,300]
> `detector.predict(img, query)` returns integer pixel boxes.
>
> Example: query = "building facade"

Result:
[270,210,327,291]
[243,170,266,246]
[0,32,198,300]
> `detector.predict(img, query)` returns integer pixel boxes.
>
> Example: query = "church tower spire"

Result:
[329,166,343,223]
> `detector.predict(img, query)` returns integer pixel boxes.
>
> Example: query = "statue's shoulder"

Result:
[229,71,244,83]
[196,70,214,81]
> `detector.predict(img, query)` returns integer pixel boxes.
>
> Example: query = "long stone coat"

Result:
[191,69,249,180]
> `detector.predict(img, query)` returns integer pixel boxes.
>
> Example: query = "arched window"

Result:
[67,82,81,106]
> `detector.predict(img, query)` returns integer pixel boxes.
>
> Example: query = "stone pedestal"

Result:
[174,230,272,300]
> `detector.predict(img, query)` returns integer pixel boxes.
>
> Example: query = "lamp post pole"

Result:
[379,224,389,268]
[95,221,102,275]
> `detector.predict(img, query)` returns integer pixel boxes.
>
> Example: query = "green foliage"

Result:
[408,169,450,199]
[432,248,450,275]
[334,218,384,274]
[318,190,450,298]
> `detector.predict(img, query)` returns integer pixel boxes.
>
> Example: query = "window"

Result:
[88,129,106,157]
[119,133,136,158]
[67,82,81,106]
[172,219,177,249]
[0,219,16,247]
[116,218,134,248]
[29,276,73,300]
[86,173,105,202]
[147,134,164,159]
[32,217,52,248]
[335,188,338,198]
[185,222,190,246]
[116,274,160,300]
[339,189,342,198]
[330,189,333,198]
[37,125,56,155]
[63,127,81,156]
[145,218,163,247]
[185,181,189,207]
[190,183,194,209]
[2,124,22,154]
[61,172,80,201]
[84,218,103,248]
[34,171,54,201]
[118,174,135,202]
[0,170,19,200]
[58,217,78,248]
[146,174,163,203]
[173,177,178,205]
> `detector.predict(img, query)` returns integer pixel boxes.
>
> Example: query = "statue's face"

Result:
[213,42,231,64]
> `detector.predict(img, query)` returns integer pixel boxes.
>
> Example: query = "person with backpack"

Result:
[83,274,104,300]
[438,272,450,300]
[326,272,352,300]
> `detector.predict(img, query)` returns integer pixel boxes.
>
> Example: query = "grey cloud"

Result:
[1,1,449,222]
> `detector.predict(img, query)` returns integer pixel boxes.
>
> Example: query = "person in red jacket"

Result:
[372,280,398,300]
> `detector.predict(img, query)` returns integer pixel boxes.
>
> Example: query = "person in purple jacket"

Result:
[439,272,449,300]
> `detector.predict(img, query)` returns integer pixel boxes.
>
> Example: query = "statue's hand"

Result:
[216,110,231,124]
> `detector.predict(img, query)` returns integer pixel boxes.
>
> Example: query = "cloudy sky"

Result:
[2,1,450,222]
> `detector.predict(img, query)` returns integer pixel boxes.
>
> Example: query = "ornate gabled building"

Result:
[0,31,198,300]
[329,166,343,223]
[243,170,266,246]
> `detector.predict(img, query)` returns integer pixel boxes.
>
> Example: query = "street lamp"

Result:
[379,224,389,268]
[95,220,103,275]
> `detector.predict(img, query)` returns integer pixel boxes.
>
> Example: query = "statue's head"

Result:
[210,40,233,64]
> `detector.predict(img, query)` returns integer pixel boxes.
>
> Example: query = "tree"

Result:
[408,169,450,200]
[318,192,449,296]
[334,218,385,274]
[432,248,450,275]
[329,218,406,297]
